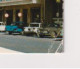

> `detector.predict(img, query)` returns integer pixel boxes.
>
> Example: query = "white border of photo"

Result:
[0,0,80,68]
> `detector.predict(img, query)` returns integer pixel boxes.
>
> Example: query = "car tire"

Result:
[40,35,44,38]
[37,33,41,38]
[37,33,44,38]
[9,31,12,35]
[20,31,24,35]
[33,33,37,37]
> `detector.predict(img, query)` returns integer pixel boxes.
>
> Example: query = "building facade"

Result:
[0,0,63,25]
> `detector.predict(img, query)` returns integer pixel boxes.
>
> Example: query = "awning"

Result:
[0,0,41,7]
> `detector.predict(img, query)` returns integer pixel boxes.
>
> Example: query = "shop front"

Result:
[0,0,42,26]
[0,0,63,25]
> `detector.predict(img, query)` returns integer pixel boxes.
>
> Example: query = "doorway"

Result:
[31,7,41,23]
[0,10,2,21]
[16,9,20,22]
[23,9,27,26]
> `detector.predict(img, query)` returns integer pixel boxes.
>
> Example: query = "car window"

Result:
[30,24,39,27]
[42,23,60,28]
[52,24,60,28]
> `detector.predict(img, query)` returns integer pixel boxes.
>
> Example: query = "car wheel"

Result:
[37,33,44,38]
[37,33,41,38]
[33,33,37,37]
[20,31,24,35]
[9,31,12,35]
[40,35,44,38]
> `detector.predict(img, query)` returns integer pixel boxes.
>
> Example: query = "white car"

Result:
[24,23,42,36]
[0,22,6,32]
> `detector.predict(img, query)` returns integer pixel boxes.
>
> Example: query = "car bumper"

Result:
[24,31,37,34]
[39,33,50,36]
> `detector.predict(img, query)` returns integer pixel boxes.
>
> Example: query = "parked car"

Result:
[57,28,63,38]
[24,23,41,36]
[37,23,63,38]
[0,22,6,32]
[6,21,25,35]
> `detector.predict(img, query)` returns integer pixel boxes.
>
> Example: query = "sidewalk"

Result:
[0,47,22,53]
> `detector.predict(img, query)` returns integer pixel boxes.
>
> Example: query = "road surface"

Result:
[0,33,63,53]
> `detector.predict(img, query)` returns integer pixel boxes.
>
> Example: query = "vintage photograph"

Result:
[0,0,63,53]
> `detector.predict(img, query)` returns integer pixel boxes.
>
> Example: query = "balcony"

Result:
[0,0,41,6]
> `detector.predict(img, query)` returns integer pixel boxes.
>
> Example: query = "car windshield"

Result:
[11,22,23,26]
[48,23,60,28]
[42,23,60,28]
[30,24,39,27]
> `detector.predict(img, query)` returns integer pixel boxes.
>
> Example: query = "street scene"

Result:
[0,0,63,53]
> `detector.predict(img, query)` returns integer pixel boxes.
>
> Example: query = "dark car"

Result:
[37,23,63,38]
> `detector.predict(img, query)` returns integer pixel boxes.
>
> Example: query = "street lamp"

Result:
[32,0,37,3]
[18,12,22,18]
[5,13,9,18]
[18,12,22,22]
[56,0,61,3]
[5,13,9,24]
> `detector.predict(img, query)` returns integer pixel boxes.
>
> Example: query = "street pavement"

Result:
[0,32,63,53]
[0,47,22,53]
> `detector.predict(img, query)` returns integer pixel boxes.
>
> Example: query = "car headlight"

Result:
[33,28,35,30]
